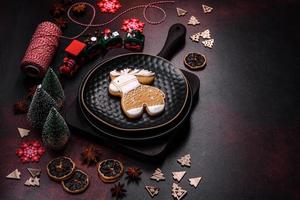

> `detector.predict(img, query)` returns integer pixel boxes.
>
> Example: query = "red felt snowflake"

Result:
[97,0,121,13]
[16,140,45,163]
[121,18,145,33]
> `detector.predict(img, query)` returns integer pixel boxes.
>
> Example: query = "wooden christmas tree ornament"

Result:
[188,177,202,188]
[202,4,213,13]
[150,168,165,182]
[176,7,187,17]
[145,185,159,198]
[200,29,211,39]
[27,168,41,177]
[24,177,40,186]
[177,154,192,167]
[18,128,30,138]
[202,39,214,48]
[190,33,201,42]
[188,16,200,26]
[172,171,186,182]
[171,183,187,200]
[6,169,21,180]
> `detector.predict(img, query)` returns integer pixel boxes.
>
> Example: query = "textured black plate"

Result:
[79,80,192,141]
[79,53,188,131]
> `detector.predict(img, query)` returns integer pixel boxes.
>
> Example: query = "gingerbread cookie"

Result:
[109,68,165,118]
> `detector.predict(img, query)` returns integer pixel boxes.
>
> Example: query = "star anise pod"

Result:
[125,167,142,183]
[50,3,65,18]
[80,145,101,166]
[111,182,126,199]
[54,18,68,30]
[13,99,29,114]
[72,3,87,16]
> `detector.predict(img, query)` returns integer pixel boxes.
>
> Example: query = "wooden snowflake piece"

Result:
[188,16,200,26]
[202,39,214,48]
[177,154,191,167]
[171,183,187,200]
[24,177,40,187]
[200,29,211,39]
[172,171,186,182]
[27,168,41,178]
[202,4,213,13]
[18,128,30,138]
[176,7,187,17]
[190,33,201,42]
[188,177,202,188]
[150,168,165,182]
[6,169,21,180]
[145,185,159,198]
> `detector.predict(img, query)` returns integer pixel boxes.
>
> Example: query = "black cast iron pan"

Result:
[79,24,189,133]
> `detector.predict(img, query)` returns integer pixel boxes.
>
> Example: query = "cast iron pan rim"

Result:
[78,83,193,141]
[79,52,189,132]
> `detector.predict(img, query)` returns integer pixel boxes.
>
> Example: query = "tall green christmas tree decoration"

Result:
[41,68,65,108]
[27,85,58,129]
[42,107,70,151]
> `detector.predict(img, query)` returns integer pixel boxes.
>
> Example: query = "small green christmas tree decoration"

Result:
[27,85,58,129]
[42,107,70,151]
[41,68,65,108]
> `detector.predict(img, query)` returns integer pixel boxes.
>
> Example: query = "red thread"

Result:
[20,1,174,78]
[21,21,62,78]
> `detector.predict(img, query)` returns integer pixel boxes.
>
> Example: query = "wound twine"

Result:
[21,21,62,78]
[20,1,174,78]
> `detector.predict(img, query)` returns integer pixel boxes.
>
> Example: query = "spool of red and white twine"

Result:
[20,1,175,78]
[21,21,62,78]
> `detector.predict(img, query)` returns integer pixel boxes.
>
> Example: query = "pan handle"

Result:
[157,23,186,61]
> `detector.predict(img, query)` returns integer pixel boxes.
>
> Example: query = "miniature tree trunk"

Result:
[27,85,58,129]
[42,107,70,151]
[41,68,65,108]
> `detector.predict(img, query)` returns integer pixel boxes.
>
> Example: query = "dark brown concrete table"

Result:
[0,0,299,199]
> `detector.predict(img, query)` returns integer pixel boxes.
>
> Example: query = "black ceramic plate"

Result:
[79,82,192,141]
[79,53,189,131]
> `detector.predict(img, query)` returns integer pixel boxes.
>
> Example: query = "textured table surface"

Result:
[0,0,299,199]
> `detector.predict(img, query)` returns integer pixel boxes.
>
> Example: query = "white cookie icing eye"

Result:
[146,104,165,115]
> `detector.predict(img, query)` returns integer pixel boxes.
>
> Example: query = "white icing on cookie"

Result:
[146,104,165,115]
[109,74,140,94]
[126,107,143,117]
[135,69,155,76]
